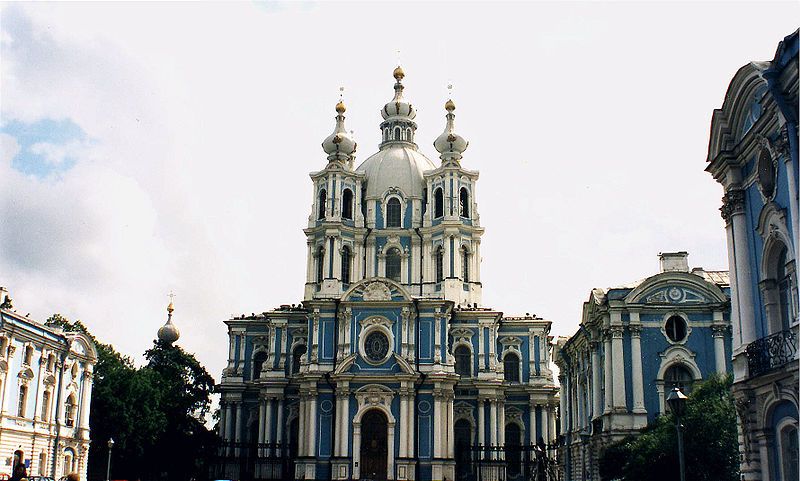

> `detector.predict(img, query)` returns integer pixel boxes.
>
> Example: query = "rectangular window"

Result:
[41,391,50,421]
[17,385,27,418]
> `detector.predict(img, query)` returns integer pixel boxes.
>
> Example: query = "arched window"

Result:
[434,188,444,218]
[292,344,306,375]
[504,352,520,382]
[406,128,413,141]
[17,385,27,417]
[41,390,50,422]
[316,246,325,283]
[460,187,470,218]
[384,128,390,142]
[664,364,693,401]
[779,422,799,481]
[461,246,470,282]
[386,197,401,228]
[65,394,76,426]
[24,346,33,365]
[776,245,793,330]
[454,345,471,377]
[386,248,401,282]
[318,189,327,220]
[435,246,444,283]
[342,189,353,220]
[394,126,402,140]
[341,246,351,284]
[47,353,55,372]
[252,351,267,380]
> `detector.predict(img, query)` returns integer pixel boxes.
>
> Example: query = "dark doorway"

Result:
[505,423,522,479]
[360,409,388,481]
[455,419,473,480]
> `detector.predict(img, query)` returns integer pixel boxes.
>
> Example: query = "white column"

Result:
[258,399,267,446]
[407,393,415,457]
[433,391,442,458]
[488,326,496,370]
[399,394,408,458]
[542,405,550,445]
[276,399,284,446]
[559,376,567,433]
[219,401,228,441]
[308,394,318,457]
[265,398,274,446]
[723,220,742,348]
[478,399,485,447]
[78,369,93,430]
[225,402,234,441]
[629,317,645,414]
[727,189,757,346]
[611,325,627,411]
[489,398,498,455]
[298,396,307,455]
[530,404,537,444]
[713,323,727,374]
[235,402,243,455]
[447,392,455,459]
[590,342,601,419]
[497,400,505,447]
[548,405,555,445]
[602,329,613,414]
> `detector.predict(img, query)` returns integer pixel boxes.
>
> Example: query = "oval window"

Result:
[665,315,688,342]
[364,330,390,363]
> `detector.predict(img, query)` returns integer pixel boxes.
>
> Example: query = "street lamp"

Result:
[106,438,115,481]
[666,387,688,481]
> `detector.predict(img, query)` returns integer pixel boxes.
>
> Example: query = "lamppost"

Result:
[106,438,115,481]
[666,387,688,481]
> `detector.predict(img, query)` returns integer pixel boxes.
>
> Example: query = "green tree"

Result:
[47,315,216,481]
[143,340,217,481]
[598,374,739,481]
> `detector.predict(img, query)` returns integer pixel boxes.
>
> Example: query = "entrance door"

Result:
[360,409,388,481]
[455,419,473,480]
[505,423,522,479]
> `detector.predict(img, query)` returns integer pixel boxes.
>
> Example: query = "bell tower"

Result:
[421,92,484,306]
[304,95,367,300]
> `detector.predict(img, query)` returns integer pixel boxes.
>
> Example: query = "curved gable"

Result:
[708,62,769,163]
[625,272,728,306]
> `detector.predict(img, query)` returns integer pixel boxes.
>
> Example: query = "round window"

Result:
[757,148,776,199]
[364,330,390,363]
[665,315,688,343]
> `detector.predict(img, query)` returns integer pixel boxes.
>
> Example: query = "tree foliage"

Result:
[598,374,739,481]
[47,315,216,481]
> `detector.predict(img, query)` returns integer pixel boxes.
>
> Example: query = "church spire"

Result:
[434,87,468,163]
[157,295,180,344]
[321,88,357,165]
[379,66,418,149]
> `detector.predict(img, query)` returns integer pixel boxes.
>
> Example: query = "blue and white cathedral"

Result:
[216,67,559,481]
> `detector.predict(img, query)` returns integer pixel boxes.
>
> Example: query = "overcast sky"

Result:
[1,2,798,378]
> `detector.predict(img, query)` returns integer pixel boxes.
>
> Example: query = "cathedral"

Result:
[215,67,559,481]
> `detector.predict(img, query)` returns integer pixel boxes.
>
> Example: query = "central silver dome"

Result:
[355,144,436,199]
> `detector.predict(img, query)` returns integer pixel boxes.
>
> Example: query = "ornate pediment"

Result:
[363,281,392,301]
[355,384,395,412]
[499,336,523,347]
[644,286,708,304]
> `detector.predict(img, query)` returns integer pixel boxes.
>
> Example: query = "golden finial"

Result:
[335,86,346,113]
[445,83,455,111]
[167,292,175,314]
[393,65,405,81]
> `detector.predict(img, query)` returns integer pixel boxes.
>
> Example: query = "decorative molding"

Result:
[720,188,745,223]
[362,281,392,301]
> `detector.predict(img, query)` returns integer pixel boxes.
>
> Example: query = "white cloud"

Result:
[0,2,797,379]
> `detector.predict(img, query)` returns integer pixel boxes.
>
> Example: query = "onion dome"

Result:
[157,300,180,344]
[434,98,468,162]
[322,99,357,163]
[382,66,417,120]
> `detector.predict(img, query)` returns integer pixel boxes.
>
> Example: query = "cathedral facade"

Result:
[216,68,558,481]
[706,30,798,481]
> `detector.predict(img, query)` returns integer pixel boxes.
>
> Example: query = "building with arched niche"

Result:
[0,288,97,480]
[215,67,559,481]
[554,252,732,481]
[706,29,798,481]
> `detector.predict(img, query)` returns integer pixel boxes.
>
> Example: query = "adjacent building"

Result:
[706,29,799,481]
[0,287,98,480]
[215,68,559,481]
[554,252,732,481]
